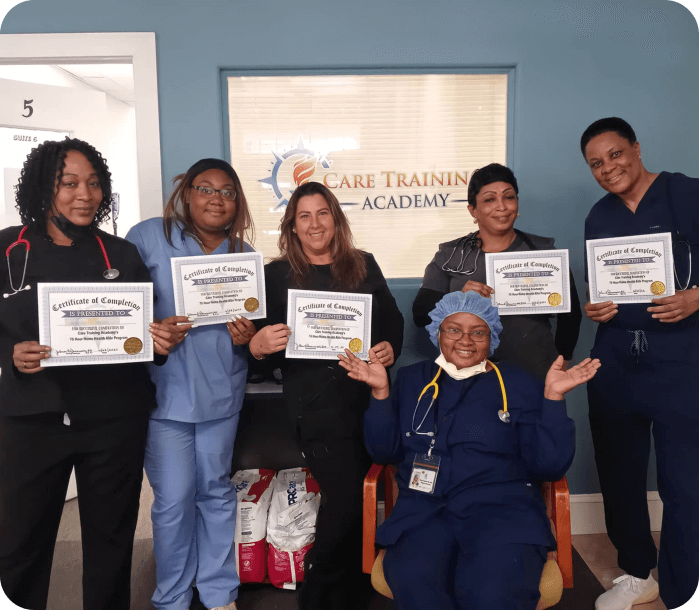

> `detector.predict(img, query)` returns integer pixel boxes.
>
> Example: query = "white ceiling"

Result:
[55,63,135,106]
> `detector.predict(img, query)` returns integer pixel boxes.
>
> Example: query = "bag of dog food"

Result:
[266,468,321,589]
[232,468,275,583]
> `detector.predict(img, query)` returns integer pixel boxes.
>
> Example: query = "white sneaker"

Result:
[595,573,659,610]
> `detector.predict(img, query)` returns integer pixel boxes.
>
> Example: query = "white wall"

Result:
[0,76,140,235]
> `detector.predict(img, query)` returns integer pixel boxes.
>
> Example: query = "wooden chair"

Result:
[363,465,573,609]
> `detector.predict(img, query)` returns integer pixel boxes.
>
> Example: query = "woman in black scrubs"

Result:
[250,181,403,610]
[582,117,699,610]
[0,138,176,610]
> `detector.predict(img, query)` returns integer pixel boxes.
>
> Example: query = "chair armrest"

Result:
[363,463,384,574]
[545,477,573,588]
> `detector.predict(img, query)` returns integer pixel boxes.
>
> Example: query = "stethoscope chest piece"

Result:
[103,269,120,280]
[498,409,510,423]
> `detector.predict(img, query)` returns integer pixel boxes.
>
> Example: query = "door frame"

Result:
[0,32,163,220]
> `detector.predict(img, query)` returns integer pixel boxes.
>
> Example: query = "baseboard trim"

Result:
[379,494,663,536]
[570,492,662,535]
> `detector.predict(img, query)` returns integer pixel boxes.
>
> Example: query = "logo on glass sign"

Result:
[259,136,332,209]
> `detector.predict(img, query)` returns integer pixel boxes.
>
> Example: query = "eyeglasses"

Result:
[439,326,490,342]
[191,185,236,201]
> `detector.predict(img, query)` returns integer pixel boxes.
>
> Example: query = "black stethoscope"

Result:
[4,226,119,299]
[407,360,511,456]
[441,233,482,275]
[441,230,539,276]
[663,177,694,291]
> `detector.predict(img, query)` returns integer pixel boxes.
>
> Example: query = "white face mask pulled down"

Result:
[435,351,488,380]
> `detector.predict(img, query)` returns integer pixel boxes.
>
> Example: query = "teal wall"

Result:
[3,0,698,493]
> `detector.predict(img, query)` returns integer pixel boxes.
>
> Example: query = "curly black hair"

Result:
[15,137,113,234]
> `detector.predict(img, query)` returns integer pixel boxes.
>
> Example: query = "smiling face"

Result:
[584,131,644,197]
[294,193,336,264]
[468,181,518,238]
[50,150,103,227]
[438,312,491,369]
[187,169,238,236]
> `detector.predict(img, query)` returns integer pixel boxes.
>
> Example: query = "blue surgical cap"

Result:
[426,291,502,356]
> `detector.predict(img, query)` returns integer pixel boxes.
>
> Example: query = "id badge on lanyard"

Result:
[409,453,441,494]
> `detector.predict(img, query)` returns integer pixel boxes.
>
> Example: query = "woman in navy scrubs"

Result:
[581,117,699,610]
[340,291,600,610]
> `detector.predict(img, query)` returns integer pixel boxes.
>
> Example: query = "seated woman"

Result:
[339,291,600,610]
[412,163,582,381]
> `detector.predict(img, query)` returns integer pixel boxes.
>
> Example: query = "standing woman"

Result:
[250,181,404,610]
[581,117,699,610]
[413,163,582,381]
[0,138,176,610]
[126,159,255,610]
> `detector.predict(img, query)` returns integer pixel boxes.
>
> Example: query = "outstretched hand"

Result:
[337,347,390,399]
[544,355,601,400]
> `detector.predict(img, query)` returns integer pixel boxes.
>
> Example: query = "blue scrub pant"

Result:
[145,414,240,610]
[588,325,699,609]
[382,512,546,610]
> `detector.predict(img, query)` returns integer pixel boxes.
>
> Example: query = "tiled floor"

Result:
[572,532,666,610]
[46,476,669,609]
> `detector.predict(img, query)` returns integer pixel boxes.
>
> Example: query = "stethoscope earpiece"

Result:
[3,285,31,299]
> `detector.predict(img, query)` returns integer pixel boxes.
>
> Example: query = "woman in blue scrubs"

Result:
[581,117,699,610]
[339,291,600,610]
[126,159,255,610]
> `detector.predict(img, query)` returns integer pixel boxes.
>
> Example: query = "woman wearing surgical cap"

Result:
[339,291,600,610]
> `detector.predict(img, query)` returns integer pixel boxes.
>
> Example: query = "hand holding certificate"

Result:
[286,289,372,360]
[586,233,674,304]
[37,282,154,366]
[171,252,266,325]
[485,250,571,315]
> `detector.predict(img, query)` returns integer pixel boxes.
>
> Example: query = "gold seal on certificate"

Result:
[586,233,675,304]
[485,249,571,315]
[650,281,666,295]
[171,252,266,326]
[124,337,143,354]
[286,289,372,360]
[548,292,562,306]
[349,338,362,353]
[36,282,154,367]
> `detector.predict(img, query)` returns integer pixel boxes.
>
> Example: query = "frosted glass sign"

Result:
[227,73,508,278]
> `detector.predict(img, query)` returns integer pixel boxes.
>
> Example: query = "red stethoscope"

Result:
[4,226,119,298]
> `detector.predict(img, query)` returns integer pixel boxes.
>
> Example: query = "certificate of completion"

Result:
[586,233,675,304]
[485,249,571,315]
[37,283,153,367]
[171,252,266,325]
[286,290,372,360]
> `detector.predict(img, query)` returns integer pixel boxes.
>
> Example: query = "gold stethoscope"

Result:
[408,360,510,452]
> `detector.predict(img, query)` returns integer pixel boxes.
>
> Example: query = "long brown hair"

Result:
[162,158,254,252]
[277,182,366,289]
